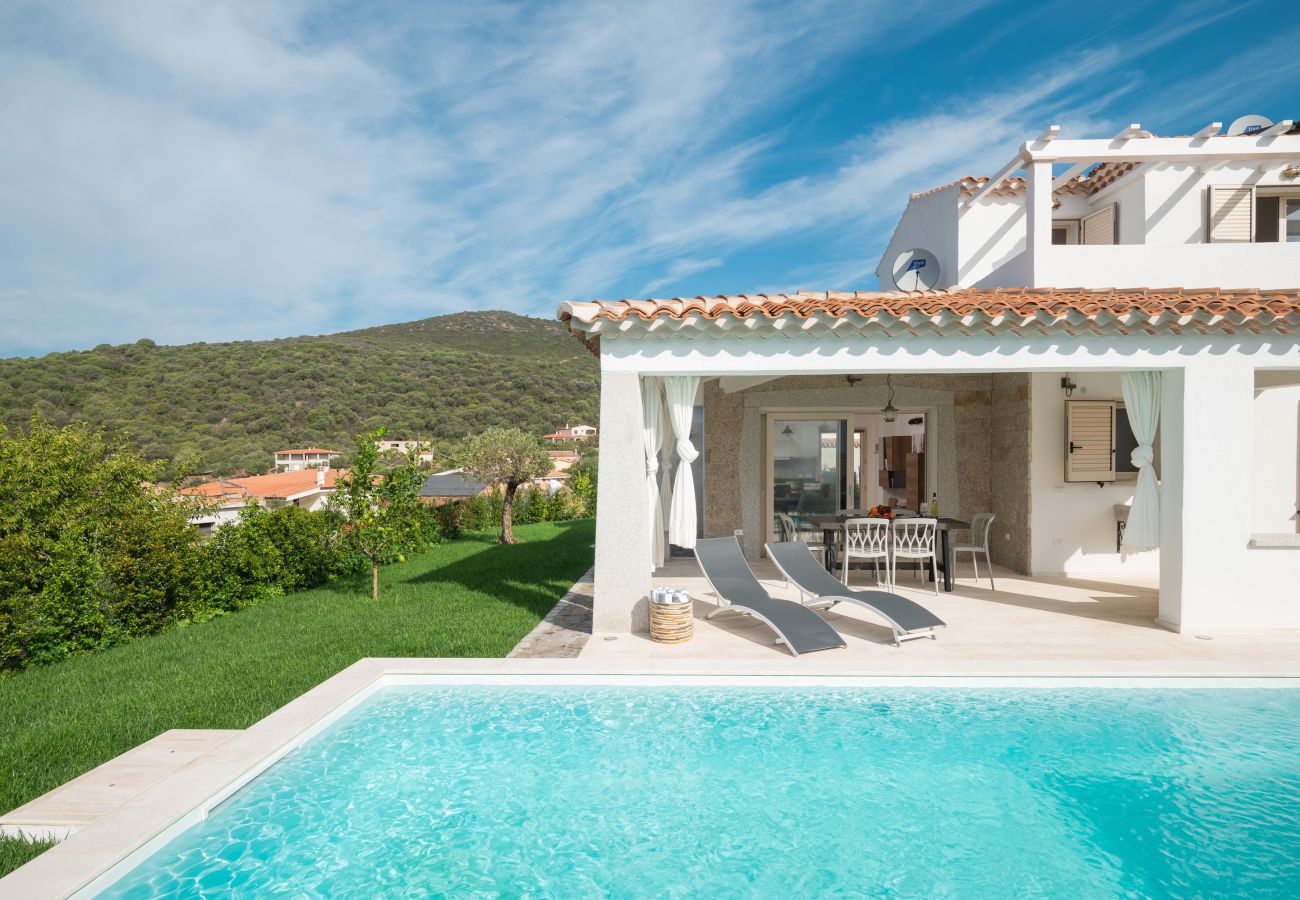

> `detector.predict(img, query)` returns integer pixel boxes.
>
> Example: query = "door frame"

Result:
[763,406,938,547]
[764,411,852,546]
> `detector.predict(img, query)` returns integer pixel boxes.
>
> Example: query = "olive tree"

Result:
[332,428,425,600]
[459,427,551,544]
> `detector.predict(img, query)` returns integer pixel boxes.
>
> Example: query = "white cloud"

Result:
[0,0,1284,355]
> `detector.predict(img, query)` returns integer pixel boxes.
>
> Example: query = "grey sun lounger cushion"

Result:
[695,538,846,656]
[765,541,946,644]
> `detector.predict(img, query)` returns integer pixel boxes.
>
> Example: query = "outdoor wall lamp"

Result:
[1061,375,1077,398]
[845,374,863,386]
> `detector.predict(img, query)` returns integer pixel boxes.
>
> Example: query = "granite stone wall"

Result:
[989,373,1033,573]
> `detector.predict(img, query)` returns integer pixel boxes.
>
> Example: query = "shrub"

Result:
[0,419,202,672]
[199,504,358,613]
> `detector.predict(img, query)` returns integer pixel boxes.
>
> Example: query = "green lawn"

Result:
[0,519,594,877]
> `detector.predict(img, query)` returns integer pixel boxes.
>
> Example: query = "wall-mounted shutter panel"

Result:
[1065,401,1116,483]
[1208,185,1254,242]
[1082,203,1117,245]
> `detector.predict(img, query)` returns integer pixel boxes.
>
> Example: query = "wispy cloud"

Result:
[0,0,1289,354]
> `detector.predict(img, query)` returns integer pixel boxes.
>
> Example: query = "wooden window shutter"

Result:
[1065,401,1116,483]
[1208,185,1254,242]
[1082,203,1117,245]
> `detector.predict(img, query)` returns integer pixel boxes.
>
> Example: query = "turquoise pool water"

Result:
[101,686,1300,898]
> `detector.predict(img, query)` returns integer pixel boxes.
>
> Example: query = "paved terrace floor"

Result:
[580,557,1300,676]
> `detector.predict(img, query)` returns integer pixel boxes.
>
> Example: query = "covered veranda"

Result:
[561,289,1300,646]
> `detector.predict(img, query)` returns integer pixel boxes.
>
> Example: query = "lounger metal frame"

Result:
[766,541,945,647]
[698,563,801,655]
[694,538,846,657]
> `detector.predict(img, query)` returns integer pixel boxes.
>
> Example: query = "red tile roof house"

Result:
[179,468,342,534]
[543,424,597,442]
[559,119,1300,638]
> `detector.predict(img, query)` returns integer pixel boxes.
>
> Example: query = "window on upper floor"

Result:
[1052,220,1080,244]
[1209,185,1300,242]
[1050,205,1117,245]
[1255,193,1300,242]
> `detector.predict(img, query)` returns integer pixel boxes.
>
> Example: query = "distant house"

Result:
[544,424,596,443]
[377,438,434,464]
[273,447,342,472]
[179,467,342,534]
[419,469,492,505]
[547,449,581,471]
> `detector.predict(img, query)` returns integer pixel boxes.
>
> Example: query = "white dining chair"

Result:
[777,512,827,566]
[952,512,996,589]
[890,517,939,595]
[842,518,892,588]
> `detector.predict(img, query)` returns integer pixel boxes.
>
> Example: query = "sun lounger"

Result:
[765,540,946,646]
[694,537,847,656]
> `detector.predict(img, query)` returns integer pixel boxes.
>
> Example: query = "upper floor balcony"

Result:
[879,120,1300,292]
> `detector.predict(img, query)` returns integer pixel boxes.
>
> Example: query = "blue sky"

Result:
[0,0,1296,356]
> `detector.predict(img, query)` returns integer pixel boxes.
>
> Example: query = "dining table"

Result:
[804,512,971,592]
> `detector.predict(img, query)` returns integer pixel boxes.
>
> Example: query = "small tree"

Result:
[459,427,551,544]
[333,428,425,600]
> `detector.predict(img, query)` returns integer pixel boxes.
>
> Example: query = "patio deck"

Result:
[580,557,1300,676]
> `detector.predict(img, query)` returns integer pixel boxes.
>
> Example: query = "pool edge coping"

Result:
[2,658,1298,899]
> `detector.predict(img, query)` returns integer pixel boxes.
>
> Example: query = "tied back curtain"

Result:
[658,389,674,535]
[1120,371,1161,551]
[664,375,700,549]
[641,378,666,570]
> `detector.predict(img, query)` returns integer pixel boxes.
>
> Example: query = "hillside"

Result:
[0,311,599,477]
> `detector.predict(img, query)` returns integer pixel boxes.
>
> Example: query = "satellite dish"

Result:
[891,248,940,291]
[1226,114,1273,136]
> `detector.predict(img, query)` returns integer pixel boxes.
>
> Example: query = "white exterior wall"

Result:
[1252,383,1300,534]
[956,198,1025,287]
[1029,372,1158,576]
[877,187,960,290]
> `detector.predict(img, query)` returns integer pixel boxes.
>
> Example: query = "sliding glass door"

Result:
[767,415,850,543]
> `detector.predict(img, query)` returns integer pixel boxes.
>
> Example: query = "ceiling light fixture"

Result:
[881,375,898,423]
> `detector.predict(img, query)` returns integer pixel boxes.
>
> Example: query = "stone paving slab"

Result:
[0,729,240,841]
[508,568,594,658]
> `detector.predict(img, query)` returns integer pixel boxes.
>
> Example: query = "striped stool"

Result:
[648,595,694,644]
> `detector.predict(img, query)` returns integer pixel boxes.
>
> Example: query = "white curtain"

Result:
[641,378,666,570]
[658,388,674,542]
[664,375,700,549]
[1121,371,1161,551]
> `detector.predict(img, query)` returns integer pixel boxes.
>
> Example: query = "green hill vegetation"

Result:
[0,311,599,477]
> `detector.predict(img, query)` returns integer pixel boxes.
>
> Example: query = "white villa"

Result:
[560,118,1300,638]
[272,447,342,472]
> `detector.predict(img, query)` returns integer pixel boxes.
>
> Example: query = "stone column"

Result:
[593,371,652,633]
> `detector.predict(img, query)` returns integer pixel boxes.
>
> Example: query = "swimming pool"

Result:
[98,684,1300,897]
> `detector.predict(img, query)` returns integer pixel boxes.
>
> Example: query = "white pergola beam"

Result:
[1194,122,1222,139]
[1052,161,1092,190]
[1036,125,1061,144]
[1026,134,1300,163]
[965,154,1027,206]
[1262,119,1294,137]
[1115,123,1143,140]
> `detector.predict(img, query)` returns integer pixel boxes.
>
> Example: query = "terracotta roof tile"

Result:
[911,162,1140,201]
[180,468,343,503]
[559,287,1300,349]
[274,448,341,455]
